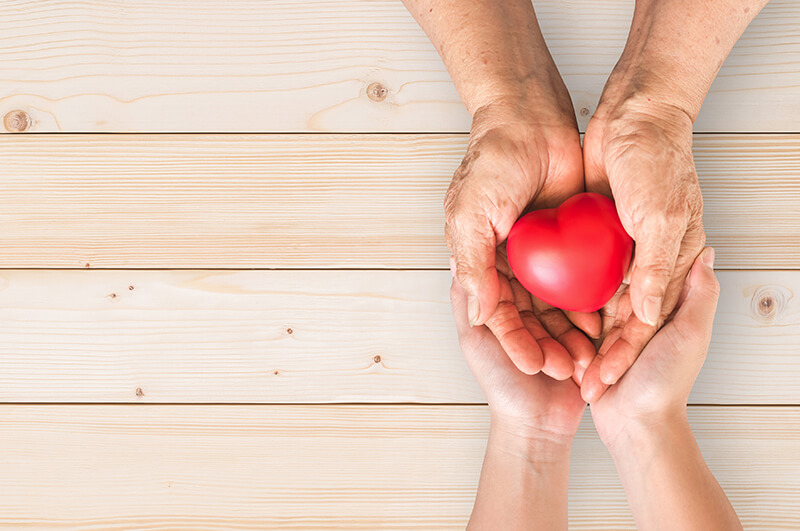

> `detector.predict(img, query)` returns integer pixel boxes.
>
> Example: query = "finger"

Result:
[580,326,622,402]
[661,222,707,320]
[510,281,574,380]
[564,310,602,339]
[449,264,491,343]
[530,298,593,381]
[484,274,544,375]
[444,158,515,329]
[521,314,574,380]
[595,248,718,398]
[580,360,608,402]
[599,317,657,386]
[448,216,501,328]
[628,217,684,327]
[670,247,720,348]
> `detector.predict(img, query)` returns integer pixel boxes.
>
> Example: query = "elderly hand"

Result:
[580,96,706,401]
[446,100,598,381]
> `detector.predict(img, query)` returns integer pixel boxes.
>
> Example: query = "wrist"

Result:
[601,407,690,458]
[596,59,701,125]
[489,413,575,464]
[595,0,728,124]
[592,86,695,133]
[477,93,576,131]
[465,67,577,129]
[585,89,694,158]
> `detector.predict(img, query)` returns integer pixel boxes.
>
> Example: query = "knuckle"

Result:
[453,256,475,285]
[638,261,674,287]
[487,301,523,339]
[534,305,562,323]
[453,254,490,288]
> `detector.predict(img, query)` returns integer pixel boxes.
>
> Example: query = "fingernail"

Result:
[600,369,619,386]
[467,295,480,327]
[449,256,456,279]
[702,247,715,268]
[643,295,662,326]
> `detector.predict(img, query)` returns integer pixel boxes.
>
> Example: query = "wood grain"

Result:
[0,405,796,529]
[0,269,797,404]
[0,134,799,269]
[0,1,797,133]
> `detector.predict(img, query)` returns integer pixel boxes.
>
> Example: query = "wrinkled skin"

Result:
[444,101,598,381]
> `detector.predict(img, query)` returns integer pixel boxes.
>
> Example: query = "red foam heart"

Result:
[507,192,633,313]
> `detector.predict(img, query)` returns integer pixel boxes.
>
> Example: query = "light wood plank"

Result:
[0,134,799,269]
[0,406,796,529]
[0,1,797,133]
[0,269,797,404]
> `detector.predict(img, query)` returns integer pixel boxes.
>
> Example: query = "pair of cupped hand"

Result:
[445,96,706,404]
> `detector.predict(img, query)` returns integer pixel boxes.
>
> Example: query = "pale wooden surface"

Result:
[0,406,796,530]
[2,1,798,528]
[1,134,799,269]
[0,269,797,405]
[0,0,798,133]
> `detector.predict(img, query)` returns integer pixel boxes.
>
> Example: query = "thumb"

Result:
[671,247,720,341]
[628,222,682,326]
[450,222,501,327]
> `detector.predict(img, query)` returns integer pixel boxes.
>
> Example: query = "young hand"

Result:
[589,249,742,530]
[451,262,588,530]
[451,258,588,441]
[589,248,717,447]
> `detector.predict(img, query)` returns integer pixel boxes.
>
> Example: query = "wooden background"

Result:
[0,0,798,528]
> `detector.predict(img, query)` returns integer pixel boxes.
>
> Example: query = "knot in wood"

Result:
[367,82,388,102]
[750,285,787,323]
[4,110,31,132]
[373,355,382,364]
[135,387,145,397]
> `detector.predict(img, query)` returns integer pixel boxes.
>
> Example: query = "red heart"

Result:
[506,192,633,313]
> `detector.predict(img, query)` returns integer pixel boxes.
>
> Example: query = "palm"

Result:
[451,276,587,438]
[591,251,719,445]
[591,289,707,443]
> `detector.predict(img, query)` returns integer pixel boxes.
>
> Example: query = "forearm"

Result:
[607,411,742,531]
[469,420,572,530]
[400,0,573,120]
[598,0,768,120]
